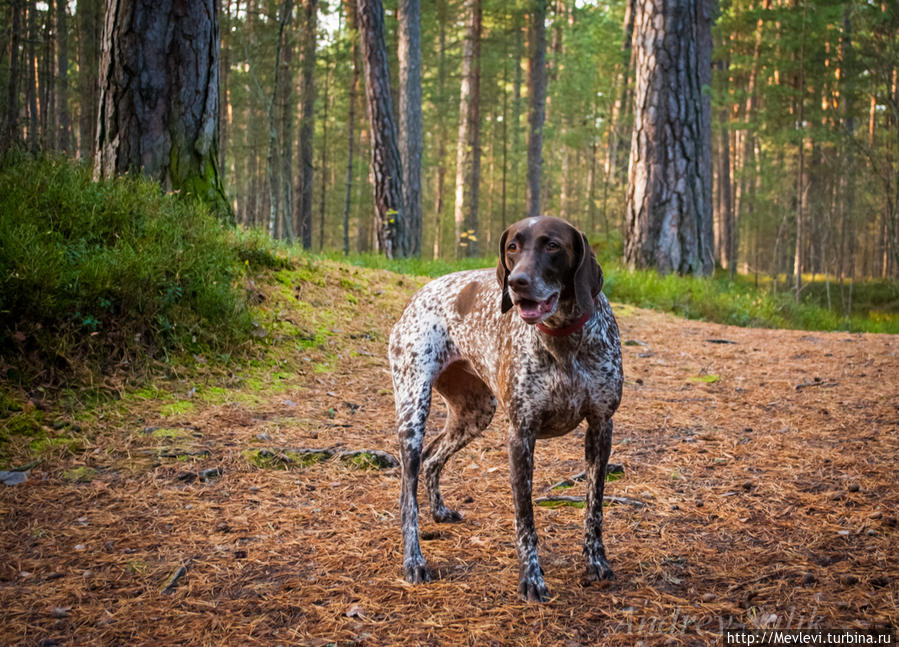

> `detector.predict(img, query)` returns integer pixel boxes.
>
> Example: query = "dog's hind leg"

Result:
[423,362,496,523]
[391,357,438,584]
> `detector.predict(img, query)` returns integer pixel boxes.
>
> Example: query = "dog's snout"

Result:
[508,271,531,291]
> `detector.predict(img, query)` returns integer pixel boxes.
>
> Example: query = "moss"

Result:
[4,411,45,437]
[160,401,195,417]
[0,391,25,415]
[61,466,99,482]
[29,436,83,455]
[243,448,332,470]
[339,451,398,470]
[150,427,194,440]
[536,498,586,509]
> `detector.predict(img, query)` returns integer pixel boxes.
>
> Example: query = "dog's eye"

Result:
[507,242,518,252]
[545,241,560,252]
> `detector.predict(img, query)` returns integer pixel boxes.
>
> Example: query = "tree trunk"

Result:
[793,0,808,299]
[357,0,405,257]
[55,0,70,152]
[397,0,422,256]
[219,0,232,180]
[453,0,482,257]
[715,57,735,276]
[94,0,231,221]
[279,0,296,242]
[297,0,318,249]
[41,0,55,150]
[26,1,40,153]
[525,0,547,220]
[3,0,22,152]
[343,0,360,256]
[318,53,331,251]
[77,0,101,161]
[624,0,715,276]
[431,0,449,258]
[266,0,291,239]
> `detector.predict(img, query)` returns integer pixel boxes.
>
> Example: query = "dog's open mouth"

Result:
[515,293,558,324]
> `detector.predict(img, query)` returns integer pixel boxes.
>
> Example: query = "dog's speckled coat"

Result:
[389,216,623,602]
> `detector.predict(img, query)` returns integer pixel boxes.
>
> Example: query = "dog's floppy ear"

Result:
[572,231,603,317]
[496,227,514,313]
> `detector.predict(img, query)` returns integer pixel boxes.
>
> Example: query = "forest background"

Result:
[1,0,898,315]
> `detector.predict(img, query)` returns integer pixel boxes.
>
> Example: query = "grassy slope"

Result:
[0,256,427,469]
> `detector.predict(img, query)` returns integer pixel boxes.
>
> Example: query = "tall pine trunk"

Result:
[55,0,70,152]
[26,1,40,153]
[343,0,360,256]
[525,0,547,219]
[3,0,22,152]
[297,0,318,249]
[453,0,482,257]
[431,0,449,258]
[357,0,405,257]
[397,0,422,256]
[77,0,101,161]
[624,0,714,275]
[94,0,231,221]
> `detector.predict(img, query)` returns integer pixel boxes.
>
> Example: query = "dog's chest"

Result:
[511,344,619,438]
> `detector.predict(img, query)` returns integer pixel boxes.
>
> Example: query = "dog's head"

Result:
[496,216,603,324]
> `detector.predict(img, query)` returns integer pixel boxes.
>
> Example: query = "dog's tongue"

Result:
[518,297,554,322]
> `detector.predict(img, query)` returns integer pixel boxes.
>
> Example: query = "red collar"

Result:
[536,311,592,337]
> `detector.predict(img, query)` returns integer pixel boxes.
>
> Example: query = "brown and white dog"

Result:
[389,216,623,601]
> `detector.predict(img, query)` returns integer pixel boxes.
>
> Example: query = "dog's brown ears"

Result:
[573,231,603,317]
[496,228,514,313]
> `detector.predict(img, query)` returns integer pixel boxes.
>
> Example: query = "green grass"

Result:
[328,250,897,334]
[604,267,899,333]
[317,250,492,277]
[0,152,283,385]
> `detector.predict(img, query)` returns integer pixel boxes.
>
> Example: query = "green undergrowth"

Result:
[0,152,289,387]
[324,249,896,333]
[603,267,899,333]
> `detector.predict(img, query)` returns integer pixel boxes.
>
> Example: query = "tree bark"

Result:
[624,0,715,275]
[77,0,102,161]
[397,0,423,256]
[41,0,55,150]
[26,1,40,153]
[453,0,482,257]
[793,0,808,298]
[266,0,291,239]
[3,0,22,152]
[297,0,318,249]
[94,0,231,221]
[318,53,331,251]
[525,0,547,220]
[431,0,449,258]
[55,0,71,152]
[357,0,405,257]
[343,0,360,256]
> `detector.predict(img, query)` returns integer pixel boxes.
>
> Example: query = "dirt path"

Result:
[2,276,897,646]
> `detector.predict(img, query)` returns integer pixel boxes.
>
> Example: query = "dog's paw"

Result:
[583,558,615,584]
[404,560,432,584]
[432,506,463,523]
[518,570,550,603]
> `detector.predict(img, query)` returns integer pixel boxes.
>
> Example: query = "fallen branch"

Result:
[535,494,646,509]
[161,561,191,594]
[795,379,839,392]
[546,464,623,491]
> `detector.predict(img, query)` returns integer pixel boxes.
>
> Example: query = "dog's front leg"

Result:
[583,416,614,582]
[507,427,549,602]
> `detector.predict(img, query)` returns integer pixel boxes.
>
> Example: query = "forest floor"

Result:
[1,260,897,646]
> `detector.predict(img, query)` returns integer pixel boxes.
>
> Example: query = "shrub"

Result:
[0,153,256,383]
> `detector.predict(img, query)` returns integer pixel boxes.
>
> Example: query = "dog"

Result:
[388,215,623,601]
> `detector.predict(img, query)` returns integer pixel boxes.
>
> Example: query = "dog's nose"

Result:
[508,272,531,291]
